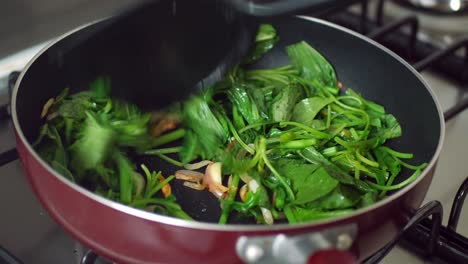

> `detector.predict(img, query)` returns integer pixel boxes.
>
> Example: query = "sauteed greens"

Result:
[35,24,427,224]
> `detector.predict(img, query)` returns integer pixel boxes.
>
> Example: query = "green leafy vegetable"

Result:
[35,23,426,225]
[292,97,334,126]
[275,159,337,204]
[286,41,338,92]
[181,96,227,161]
[35,78,188,219]
[243,24,279,65]
[270,85,304,122]
[70,112,115,173]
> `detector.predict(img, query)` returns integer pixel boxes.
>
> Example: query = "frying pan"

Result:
[11,15,444,264]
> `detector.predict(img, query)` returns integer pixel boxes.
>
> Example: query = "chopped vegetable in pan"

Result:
[35,24,427,224]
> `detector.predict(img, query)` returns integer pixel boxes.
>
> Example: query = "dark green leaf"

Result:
[312,184,361,210]
[284,205,352,223]
[70,112,115,172]
[113,151,134,204]
[56,92,99,120]
[360,192,377,207]
[90,76,111,99]
[292,96,334,126]
[373,114,402,141]
[299,147,375,193]
[51,160,74,182]
[270,85,304,122]
[243,24,279,65]
[249,87,273,120]
[227,85,262,125]
[286,41,338,92]
[180,129,202,164]
[182,96,227,160]
[276,158,338,204]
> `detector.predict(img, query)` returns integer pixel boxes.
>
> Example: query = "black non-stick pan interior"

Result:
[15,16,441,223]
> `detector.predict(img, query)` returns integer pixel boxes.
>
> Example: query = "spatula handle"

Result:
[228,0,344,16]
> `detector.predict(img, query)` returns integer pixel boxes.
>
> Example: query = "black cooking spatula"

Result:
[53,0,342,110]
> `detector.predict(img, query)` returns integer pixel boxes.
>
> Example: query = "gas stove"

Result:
[1,0,468,263]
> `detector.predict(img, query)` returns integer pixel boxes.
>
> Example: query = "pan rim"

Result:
[11,15,445,232]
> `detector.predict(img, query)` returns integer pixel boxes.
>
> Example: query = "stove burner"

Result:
[393,0,468,14]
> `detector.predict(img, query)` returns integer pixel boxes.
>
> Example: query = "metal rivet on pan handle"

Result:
[236,224,357,264]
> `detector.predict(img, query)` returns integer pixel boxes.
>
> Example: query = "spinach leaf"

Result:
[51,160,74,182]
[298,147,375,193]
[113,151,134,204]
[70,112,115,173]
[243,24,279,65]
[374,146,401,177]
[249,87,273,120]
[345,88,385,116]
[286,41,338,92]
[90,76,111,99]
[292,96,334,126]
[57,93,95,120]
[376,114,402,140]
[110,101,152,149]
[275,158,337,204]
[270,85,304,122]
[182,96,227,160]
[360,192,377,207]
[312,184,361,210]
[227,85,263,125]
[47,125,68,167]
[33,24,428,224]
[284,206,352,223]
[179,129,201,164]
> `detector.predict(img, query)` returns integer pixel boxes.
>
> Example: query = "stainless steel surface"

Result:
[0,0,135,59]
[362,0,468,47]
[394,0,468,13]
[236,224,357,264]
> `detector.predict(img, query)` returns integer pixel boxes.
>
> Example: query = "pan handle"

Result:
[228,0,346,16]
[236,224,357,264]
[0,246,23,264]
[0,148,18,166]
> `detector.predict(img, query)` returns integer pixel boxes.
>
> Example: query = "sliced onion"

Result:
[337,81,344,89]
[183,181,205,191]
[272,191,277,207]
[175,170,204,182]
[158,175,171,198]
[204,162,229,199]
[145,205,158,212]
[226,140,236,152]
[150,111,166,122]
[132,172,145,196]
[41,98,55,118]
[150,112,181,137]
[248,179,259,193]
[212,183,229,199]
[239,173,253,184]
[184,160,212,170]
[239,184,249,202]
[261,207,274,225]
[46,112,59,121]
[204,162,222,186]
[227,175,233,189]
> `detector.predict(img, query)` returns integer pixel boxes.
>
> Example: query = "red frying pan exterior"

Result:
[15,136,437,263]
[12,16,444,264]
